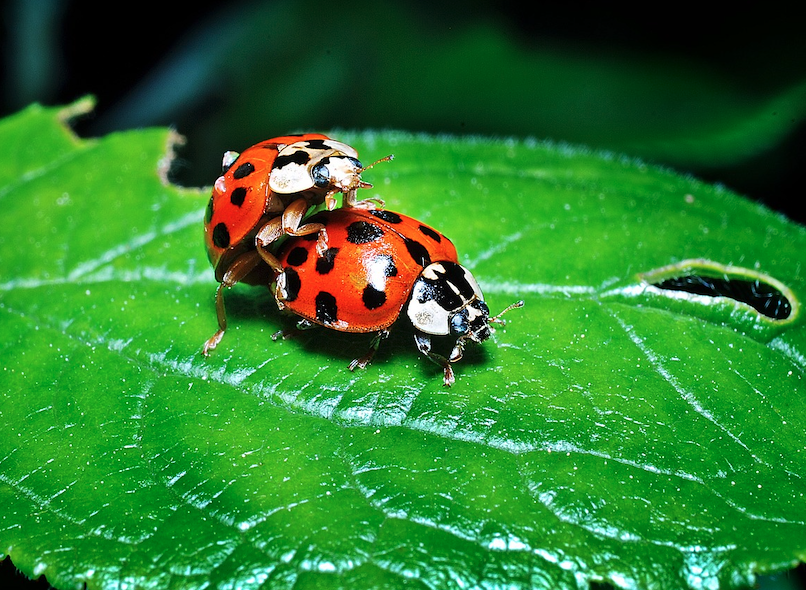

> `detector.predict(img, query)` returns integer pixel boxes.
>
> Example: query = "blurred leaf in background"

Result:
[1,0,804,220]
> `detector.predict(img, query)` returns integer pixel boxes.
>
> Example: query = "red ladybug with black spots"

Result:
[273,208,523,386]
[202,134,390,354]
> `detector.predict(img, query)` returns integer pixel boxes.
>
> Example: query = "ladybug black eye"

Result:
[311,162,330,188]
[451,312,469,335]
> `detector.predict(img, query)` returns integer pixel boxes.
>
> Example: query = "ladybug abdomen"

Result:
[275,209,459,333]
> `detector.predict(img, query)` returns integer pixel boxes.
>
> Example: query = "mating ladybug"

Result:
[273,208,523,386]
[202,133,390,354]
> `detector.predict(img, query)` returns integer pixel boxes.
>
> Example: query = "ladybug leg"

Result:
[349,194,385,210]
[271,319,318,342]
[413,333,456,387]
[254,217,285,274]
[324,189,341,211]
[202,251,263,355]
[349,330,390,372]
[313,230,329,258]
[340,186,385,210]
[281,198,325,236]
[201,283,229,355]
[341,154,393,209]
[280,197,330,256]
[255,206,328,272]
[448,337,467,363]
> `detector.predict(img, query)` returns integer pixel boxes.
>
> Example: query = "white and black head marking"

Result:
[407,262,491,343]
[268,139,362,194]
[311,155,364,192]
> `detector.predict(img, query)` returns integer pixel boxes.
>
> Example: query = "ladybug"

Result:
[202,133,390,354]
[272,208,523,386]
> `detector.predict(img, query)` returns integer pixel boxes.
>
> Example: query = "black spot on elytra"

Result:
[346,221,384,244]
[204,195,214,224]
[419,224,442,243]
[404,238,431,267]
[232,162,255,179]
[316,248,339,274]
[274,150,311,169]
[378,254,398,277]
[315,291,338,325]
[229,186,247,207]
[281,268,301,301]
[212,223,230,249]
[362,285,387,310]
[370,210,402,224]
[286,246,309,267]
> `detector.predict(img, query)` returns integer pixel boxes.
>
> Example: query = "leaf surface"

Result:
[1,102,805,590]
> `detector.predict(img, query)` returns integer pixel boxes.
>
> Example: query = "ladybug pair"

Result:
[202,134,521,386]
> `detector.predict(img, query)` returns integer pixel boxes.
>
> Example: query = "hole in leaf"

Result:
[653,275,792,320]
[640,259,798,322]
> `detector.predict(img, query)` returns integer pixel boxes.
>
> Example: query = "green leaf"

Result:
[1,101,805,590]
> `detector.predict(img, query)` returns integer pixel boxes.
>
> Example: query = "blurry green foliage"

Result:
[69,0,806,196]
[4,0,802,204]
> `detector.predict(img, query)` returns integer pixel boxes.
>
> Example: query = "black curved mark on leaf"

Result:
[644,260,796,321]
[653,275,792,320]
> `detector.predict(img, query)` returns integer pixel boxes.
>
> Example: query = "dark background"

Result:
[2,1,804,224]
[1,1,804,588]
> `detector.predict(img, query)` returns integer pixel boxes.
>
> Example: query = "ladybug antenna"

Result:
[338,154,395,209]
[357,154,394,186]
[361,153,394,173]
[490,299,524,326]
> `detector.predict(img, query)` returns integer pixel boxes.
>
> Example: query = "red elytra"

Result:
[201,133,387,355]
[273,208,523,386]
[275,208,459,332]
[203,133,329,274]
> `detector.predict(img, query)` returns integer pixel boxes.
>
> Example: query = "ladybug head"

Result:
[408,262,524,364]
[450,299,493,343]
[311,156,366,191]
[407,262,490,338]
